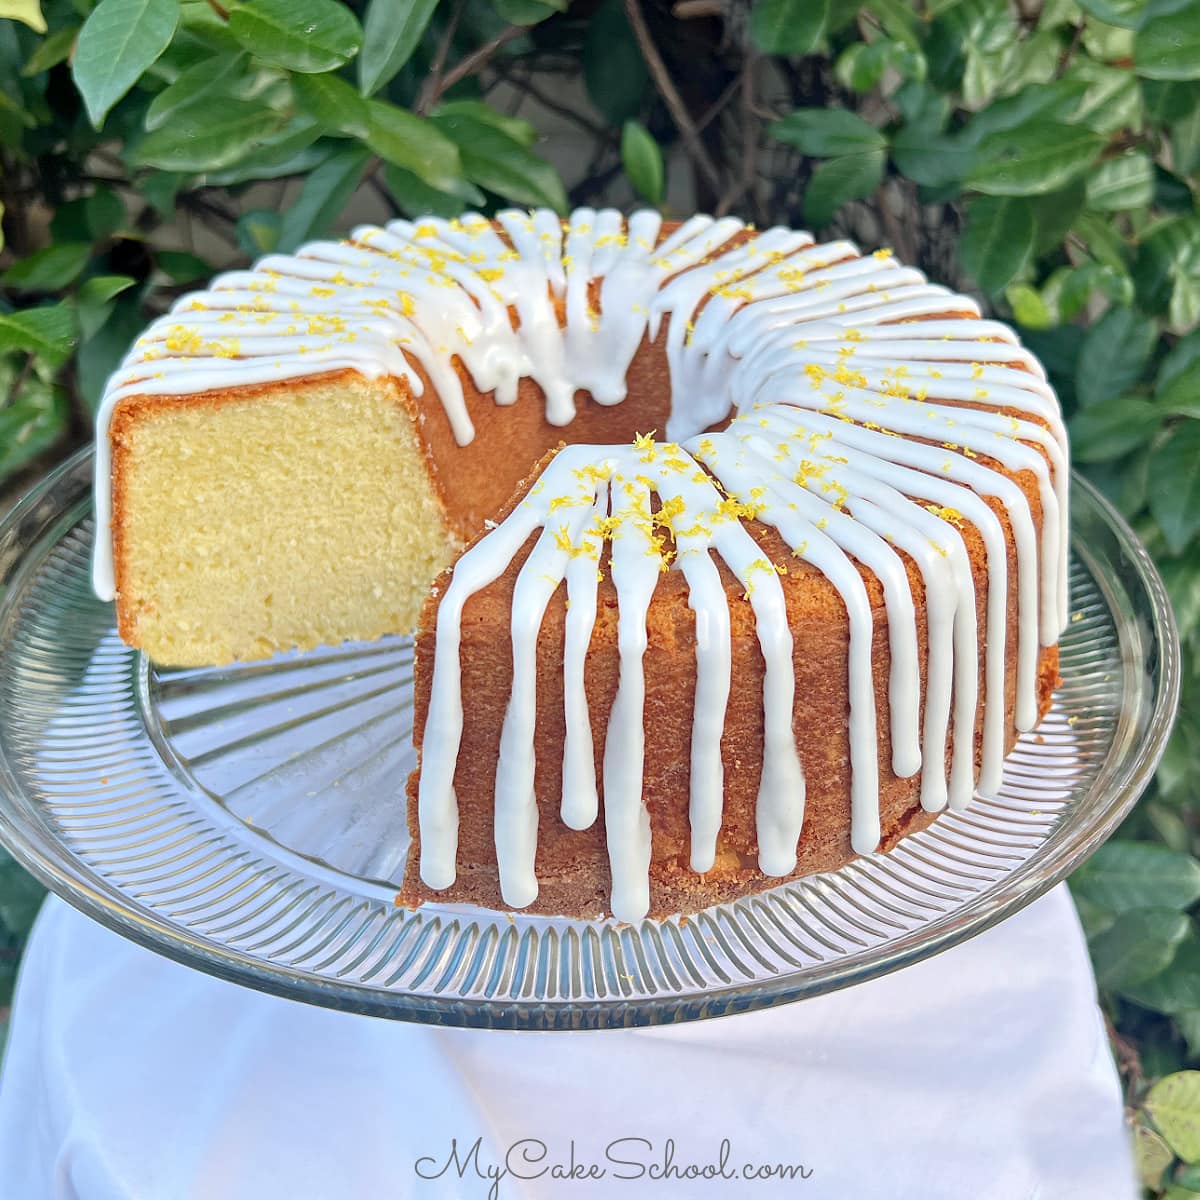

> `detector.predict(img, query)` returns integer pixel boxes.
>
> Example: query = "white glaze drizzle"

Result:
[92,208,1069,922]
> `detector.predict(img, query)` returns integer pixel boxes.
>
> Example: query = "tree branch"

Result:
[437,24,528,99]
[694,72,743,138]
[623,0,723,197]
[416,0,467,115]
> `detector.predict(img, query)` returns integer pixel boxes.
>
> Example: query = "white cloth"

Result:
[0,887,1133,1200]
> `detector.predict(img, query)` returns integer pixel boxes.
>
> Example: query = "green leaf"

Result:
[134,100,284,171]
[1143,78,1200,124]
[78,274,136,306]
[1162,1185,1200,1200]
[1023,324,1084,408]
[1135,1125,1175,1189]
[291,71,370,138]
[71,0,179,127]
[891,128,969,189]
[229,0,362,74]
[1147,798,1193,853]
[1069,396,1162,462]
[0,377,68,479]
[139,171,184,217]
[1150,421,1200,554]
[2,243,91,290]
[804,151,885,226]
[22,24,77,75]
[1075,212,1132,275]
[77,273,136,339]
[1077,0,1146,25]
[959,79,1089,145]
[1172,275,1200,336]
[583,0,645,126]
[966,121,1105,196]
[1067,60,1144,134]
[959,196,1034,295]
[277,144,370,252]
[1173,102,1200,177]
[769,107,886,157]
[1088,907,1189,989]
[1071,840,1200,911]
[1136,0,1200,81]
[1084,18,1135,61]
[236,210,282,257]
[864,0,920,50]
[1134,217,1200,316]
[1148,1072,1200,1162]
[1158,364,1200,419]
[1157,715,1200,798]
[155,249,211,283]
[51,191,125,242]
[433,111,566,211]
[0,306,76,366]
[1087,441,1152,514]
[383,162,485,218]
[78,296,143,414]
[893,81,949,130]
[491,0,563,22]
[1030,181,1086,255]
[1161,329,1200,391]
[144,51,248,131]
[0,850,46,937]
[366,100,462,190]
[358,0,438,96]
[1076,306,1160,407]
[1006,282,1052,329]
[836,42,887,93]
[434,100,535,147]
[200,116,325,184]
[750,0,829,56]
[1012,31,1070,88]
[621,119,664,206]
[1086,152,1155,212]
[1074,891,1118,939]
[85,187,126,239]
[961,43,1016,110]
[1120,932,1200,1014]
[179,0,243,51]
[921,19,969,100]
[0,0,45,32]
[1058,261,1134,319]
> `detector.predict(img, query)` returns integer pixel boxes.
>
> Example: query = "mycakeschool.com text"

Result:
[413,1136,815,1198]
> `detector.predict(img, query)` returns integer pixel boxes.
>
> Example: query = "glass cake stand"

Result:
[0,449,1179,1029]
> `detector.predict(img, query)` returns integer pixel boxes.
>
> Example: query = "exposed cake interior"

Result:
[112,373,459,665]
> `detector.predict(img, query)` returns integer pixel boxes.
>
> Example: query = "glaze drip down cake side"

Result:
[94,208,1067,923]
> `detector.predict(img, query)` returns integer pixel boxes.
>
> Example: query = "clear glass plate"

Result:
[0,449,1180,1029]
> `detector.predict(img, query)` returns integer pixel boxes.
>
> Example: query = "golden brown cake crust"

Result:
[398,445,1060,920]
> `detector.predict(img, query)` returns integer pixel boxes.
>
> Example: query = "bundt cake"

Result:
[94,208,1068,923]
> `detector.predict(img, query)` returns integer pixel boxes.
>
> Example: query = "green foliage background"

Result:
[0,0,1197,1186]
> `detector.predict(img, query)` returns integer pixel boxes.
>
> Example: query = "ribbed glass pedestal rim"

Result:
[0,449,1180,1029]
